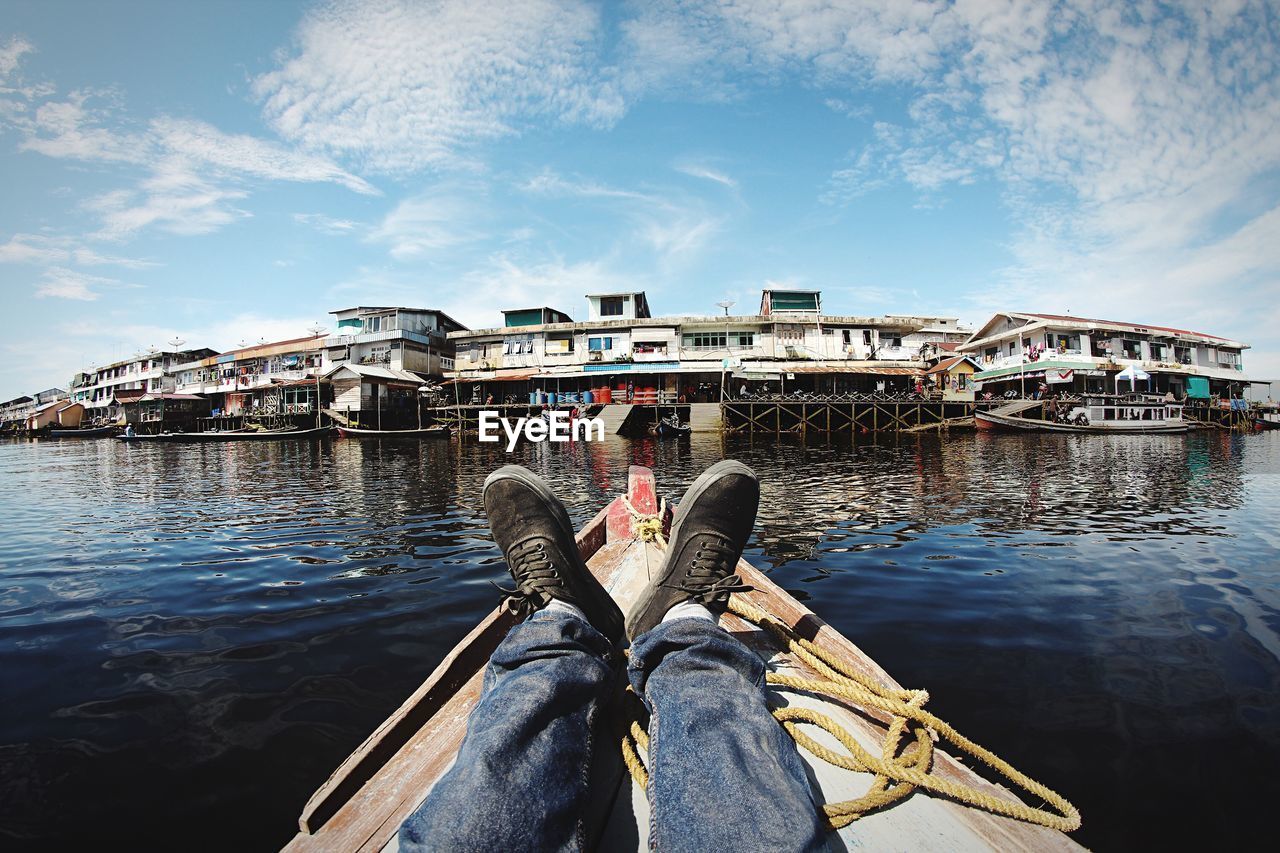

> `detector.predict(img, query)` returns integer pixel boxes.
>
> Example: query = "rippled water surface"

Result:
[2,431,1278,850]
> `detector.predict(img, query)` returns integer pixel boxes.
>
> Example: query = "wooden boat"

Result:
[648,419,691,438]
[50,424,118,438]
[977,396,1188,434]
[284,466,1083,852]
[119,426,333,443]
[337,425,450,438]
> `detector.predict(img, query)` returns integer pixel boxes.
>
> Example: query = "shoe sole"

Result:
[483,465,624,640]
[625,460,756,640]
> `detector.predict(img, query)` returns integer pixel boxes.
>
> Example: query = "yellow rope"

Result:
[621,495,668,544]
[617,522,1081,834]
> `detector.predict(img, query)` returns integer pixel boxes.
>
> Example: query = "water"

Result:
[1,431,1278,850]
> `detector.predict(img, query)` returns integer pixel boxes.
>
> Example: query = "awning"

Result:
[140,393,205,401]
[785,364,923,376]
[443,369,539,385]
[324,363,427,385]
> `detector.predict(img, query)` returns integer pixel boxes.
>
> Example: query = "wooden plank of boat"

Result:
[337,426,450,438]
[283,466,1084,853]
[976,409,1187,434]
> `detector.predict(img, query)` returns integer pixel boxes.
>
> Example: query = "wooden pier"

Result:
[721,399,987,434]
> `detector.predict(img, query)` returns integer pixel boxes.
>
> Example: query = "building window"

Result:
[546,336,574,354]
[600,297,625,316]
[889,336,902,348]
[731,332,754,347]
[863,330,873,346]
[683,332,727,349]
[588,337,613,351]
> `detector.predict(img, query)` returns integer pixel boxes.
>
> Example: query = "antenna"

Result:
[256,337,268,346]
[716,300,735,316]
[307,323,327,337]
[167,336,185,350]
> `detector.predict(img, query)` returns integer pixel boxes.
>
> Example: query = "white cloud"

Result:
[9,70,376,240]
[0,233,157,268]
[0,36,34,79]
[83,162,251,239]
[254,0,625,173]
[675,162,737,189]
[294,213,360,235]
[366,194,480,260]
[34,267,119,301]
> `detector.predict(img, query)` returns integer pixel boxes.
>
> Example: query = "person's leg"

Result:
[400,465,626,853]
[401,606,619,853]
[625,460,825,852]
[629,616,826,852]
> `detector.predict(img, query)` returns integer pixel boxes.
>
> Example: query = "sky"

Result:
[2,0,1278,401]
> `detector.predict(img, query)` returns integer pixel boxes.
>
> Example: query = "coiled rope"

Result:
[617,501,1081,834]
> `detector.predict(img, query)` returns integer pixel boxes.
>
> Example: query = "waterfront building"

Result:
[0,395,36,430]
[323,306,466,376]
[173,336,326,420]
[958,312,1254,398]
[81,348,217,423]
[321,306,469,428]
[924,356,980,401]
[25,400,84,432]
[446,289,970,405]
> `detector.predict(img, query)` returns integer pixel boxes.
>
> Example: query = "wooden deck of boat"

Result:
[284,466,1083,852]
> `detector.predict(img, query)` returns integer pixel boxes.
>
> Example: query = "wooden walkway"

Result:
[722,400,985,434]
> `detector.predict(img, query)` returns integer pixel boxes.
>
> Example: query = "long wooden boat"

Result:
[284,466,1083,852]
[336,425,450,438]
[977,396,1188,434]
[119,426,333,443]
[50,424,118,438]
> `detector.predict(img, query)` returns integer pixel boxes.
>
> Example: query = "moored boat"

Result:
[336,425,450,438]
[283,466,1082,852]
[977,395,1188,434]
[50,424,118,438]
[119,426,333,442]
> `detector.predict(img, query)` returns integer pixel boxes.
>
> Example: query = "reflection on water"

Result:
[1,431,1278,850]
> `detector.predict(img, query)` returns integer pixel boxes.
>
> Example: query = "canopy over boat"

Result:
[283,467,1083,852]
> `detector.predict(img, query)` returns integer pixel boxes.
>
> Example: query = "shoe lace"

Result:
[673,535,754,605]
[494,538,561,618]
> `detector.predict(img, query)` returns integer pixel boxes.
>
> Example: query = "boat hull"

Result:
[337,426,450,438]
[284,466,1085,853]
[120,427,333,442]
[50,425,117,438]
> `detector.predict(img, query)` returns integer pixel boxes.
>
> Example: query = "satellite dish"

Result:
[716,300,735,316]
[168,336,186,349]
[307,324,327,337]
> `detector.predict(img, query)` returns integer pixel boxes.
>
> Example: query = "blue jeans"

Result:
[400,610,826,852]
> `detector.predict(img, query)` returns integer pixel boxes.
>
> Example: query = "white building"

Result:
[448,289,970,402]
[959,312,1253,398]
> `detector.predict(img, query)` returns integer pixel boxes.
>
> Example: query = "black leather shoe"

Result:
[625,460,759,641]
[483,465,624,645]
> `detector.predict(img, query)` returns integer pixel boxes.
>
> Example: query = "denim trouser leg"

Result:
[400,609,618,853]
[628,618,827,853]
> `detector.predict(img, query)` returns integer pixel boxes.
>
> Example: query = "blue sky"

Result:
[2,0,1278,400]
